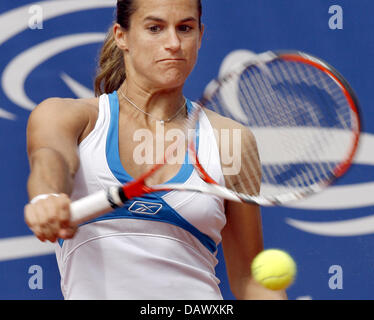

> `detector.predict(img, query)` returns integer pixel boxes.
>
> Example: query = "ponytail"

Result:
[94,25,126,96]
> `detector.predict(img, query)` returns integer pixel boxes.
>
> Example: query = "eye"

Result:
[148,25,162,33]
[178,25,193,32]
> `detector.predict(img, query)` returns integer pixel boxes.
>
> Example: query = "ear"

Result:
[198,24,205,49]
[113,23,128,51]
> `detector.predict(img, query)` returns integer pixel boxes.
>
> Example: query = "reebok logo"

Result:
[128,201,162,215]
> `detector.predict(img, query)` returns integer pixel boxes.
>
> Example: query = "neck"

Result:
[118,81,185,122]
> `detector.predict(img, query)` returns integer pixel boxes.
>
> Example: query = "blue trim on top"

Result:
[59,93,216,253]
[106,92,130,182]
[106,91,197,186]
[78,193,217,253]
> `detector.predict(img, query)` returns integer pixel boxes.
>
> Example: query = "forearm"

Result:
[27,148,75,199]
[233,276,288,300]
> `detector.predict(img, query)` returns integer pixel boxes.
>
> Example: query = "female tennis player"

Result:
[24,0,286,300]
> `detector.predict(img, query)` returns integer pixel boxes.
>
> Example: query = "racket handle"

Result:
[69,187,126,226]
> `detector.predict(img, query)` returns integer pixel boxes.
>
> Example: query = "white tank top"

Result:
[55,92,227,299]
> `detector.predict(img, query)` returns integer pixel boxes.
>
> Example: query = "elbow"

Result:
[229,276,288,300]
[228,276,251,299]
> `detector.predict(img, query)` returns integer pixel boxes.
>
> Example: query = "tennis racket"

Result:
[70,50,361,226]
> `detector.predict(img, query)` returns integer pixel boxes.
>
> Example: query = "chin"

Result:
[155,74,187,89]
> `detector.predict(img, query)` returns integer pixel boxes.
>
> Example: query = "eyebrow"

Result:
[143,16,198,24]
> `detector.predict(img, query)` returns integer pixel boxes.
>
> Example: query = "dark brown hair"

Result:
[94,0,202,96]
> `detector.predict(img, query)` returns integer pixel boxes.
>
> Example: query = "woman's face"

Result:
[119,0,203,91]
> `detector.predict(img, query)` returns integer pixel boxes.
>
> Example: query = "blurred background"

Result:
[0,0,373,299]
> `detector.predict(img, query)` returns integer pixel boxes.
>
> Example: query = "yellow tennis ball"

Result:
[251,249,297,290]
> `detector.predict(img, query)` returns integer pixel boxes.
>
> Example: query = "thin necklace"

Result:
[119,89,187,125]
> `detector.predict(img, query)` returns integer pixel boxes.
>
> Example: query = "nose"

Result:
[165,28,181,52]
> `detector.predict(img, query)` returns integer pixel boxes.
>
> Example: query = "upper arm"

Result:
[225,127,261,195]
[221,201,263,296]
[220,131,287,299]
[26,98,91,175]
[212,113,265,296]
[204,108,261,195]
[204,108,285,299]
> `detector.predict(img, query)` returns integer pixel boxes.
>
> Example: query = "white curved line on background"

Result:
[0,235,54,262]
[281,182,374,210]
[0,0,115,117]
[2,33,105,110]
[286,215,374,237]
[283,133,374,210]
[0,0,115,45]
[252,127,354,164]
[284,133,374,236]
[218,49,258,78]
[0,108,16,120]
[215,50,258,121]
[60,73,95,98]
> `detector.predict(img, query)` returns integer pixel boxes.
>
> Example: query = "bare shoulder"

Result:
[32,96,99,118]
[202,107,261,195]
[28,96,100,145]
[202,107,257,145]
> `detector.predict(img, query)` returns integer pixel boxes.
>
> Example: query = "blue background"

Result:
[0,0,373,300]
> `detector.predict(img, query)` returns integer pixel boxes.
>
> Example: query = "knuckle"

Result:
[25,219,34,228]
[59,193,69,200]
[24,205,34,218]
[47,236,57,243]
[32,230,45,242]
[47,215,57,224]
[36,236,45,242]
[58,194,70,204]
[39,216,52,228]
[24,212,33,225]
[39,220,48,228]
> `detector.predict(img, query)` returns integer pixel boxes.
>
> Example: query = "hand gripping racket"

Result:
[70,50,361,226]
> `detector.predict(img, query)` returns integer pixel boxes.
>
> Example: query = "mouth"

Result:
[158,58,186,62]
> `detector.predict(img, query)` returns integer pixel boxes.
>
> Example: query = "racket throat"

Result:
[121,179,153,200]
[189,144,218,185]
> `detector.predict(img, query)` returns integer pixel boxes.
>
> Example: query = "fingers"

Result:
[56,194,71,228]
[24,194,77,243]
[24,204,46,242]
[58,226,77,239]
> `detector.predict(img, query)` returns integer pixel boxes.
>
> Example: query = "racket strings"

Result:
[273,61,336,186]
[240,71,304,191]
[289,61,355,178]
[247,64,324,191]
[207,57,357,198]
